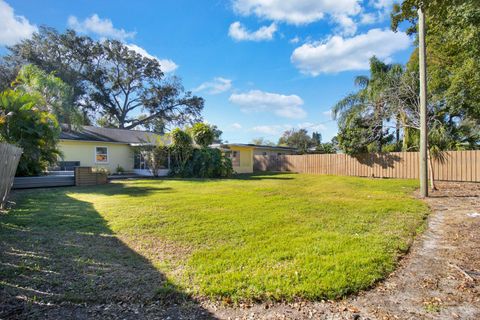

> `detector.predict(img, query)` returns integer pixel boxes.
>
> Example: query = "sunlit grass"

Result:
[1,173,428,302]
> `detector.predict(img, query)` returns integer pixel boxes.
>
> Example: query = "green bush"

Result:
[0,90,61,176]
[168,127,233,178]
[190,123,215,148]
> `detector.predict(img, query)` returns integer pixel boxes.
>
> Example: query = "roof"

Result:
[60,124,165,145]
[211,143,297,151]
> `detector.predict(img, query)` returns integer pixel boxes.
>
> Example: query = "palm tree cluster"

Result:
[333,56,479,189]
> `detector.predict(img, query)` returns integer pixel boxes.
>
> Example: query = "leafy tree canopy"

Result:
[190,122,215,148]
[12,64,84,126]
[278,129,316,154]
[250,137,275,146]
[3,27,204,130]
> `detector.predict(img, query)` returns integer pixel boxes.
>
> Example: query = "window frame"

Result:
[231,150,240,167]
[95,146,109,164]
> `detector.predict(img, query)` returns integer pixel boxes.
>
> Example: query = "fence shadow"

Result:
[0,189,216,319]
[353,153,403,169]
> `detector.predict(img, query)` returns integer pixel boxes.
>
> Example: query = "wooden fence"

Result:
[0,143,23,209]
[253,150,480,182]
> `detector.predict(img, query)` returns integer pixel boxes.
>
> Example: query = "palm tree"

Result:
[333,57,403,153]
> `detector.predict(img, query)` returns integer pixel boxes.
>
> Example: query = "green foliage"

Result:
[315,142,337,154]
[169,127,233,178]
[278,129,316,153]
[190,122,215,148]
[176,148,233,178]
[169,128,193,175]
[250,137,275,146]
[13,64,84,126]
[392,0,480,133]
[333,57,400,154]
[0,90,61,176]
[137,136,169,177]
[115,165,125,174]
[4,27,204,130]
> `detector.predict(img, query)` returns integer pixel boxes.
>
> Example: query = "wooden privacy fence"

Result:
[0,143,23,208]
[254,150,480,182]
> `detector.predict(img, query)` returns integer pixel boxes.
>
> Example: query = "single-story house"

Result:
[211,143,297,174]
[58,125,167,176]
[58,126,297,175]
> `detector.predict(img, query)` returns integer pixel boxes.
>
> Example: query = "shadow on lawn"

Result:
[81,181,175,197]
[161,172,296,183]
[0,188,216,319]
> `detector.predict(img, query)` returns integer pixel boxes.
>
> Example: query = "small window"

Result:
[95,147,108,163]
[231,150,240,166]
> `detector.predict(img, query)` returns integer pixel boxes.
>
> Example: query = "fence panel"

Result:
[0,143,23,209]
[253,150,480,182]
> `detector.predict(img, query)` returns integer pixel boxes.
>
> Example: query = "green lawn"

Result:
[0,173,428,304]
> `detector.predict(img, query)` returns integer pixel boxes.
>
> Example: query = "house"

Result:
[58,125,297,175]
[58,125,168,176]
[211,143,297,174]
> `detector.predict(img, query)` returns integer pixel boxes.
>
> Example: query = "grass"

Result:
[0,173,429,304]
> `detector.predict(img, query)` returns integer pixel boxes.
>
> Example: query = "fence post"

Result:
[0,143,23,209]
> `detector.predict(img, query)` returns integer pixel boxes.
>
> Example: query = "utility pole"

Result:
[418,5,428,197]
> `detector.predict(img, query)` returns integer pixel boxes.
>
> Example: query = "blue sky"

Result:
[0,0,414,143]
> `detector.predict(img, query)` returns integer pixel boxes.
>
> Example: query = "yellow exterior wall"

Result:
[230,146,253,174]
[58,140,134,173]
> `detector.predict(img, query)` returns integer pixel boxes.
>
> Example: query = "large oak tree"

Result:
[3,27,204,129]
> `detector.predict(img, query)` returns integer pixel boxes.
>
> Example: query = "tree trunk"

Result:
[395,113,401,145]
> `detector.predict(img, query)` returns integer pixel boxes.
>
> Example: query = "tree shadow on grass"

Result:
[0,188,216,319]
[78,180,175,197]
[160,172,296,183]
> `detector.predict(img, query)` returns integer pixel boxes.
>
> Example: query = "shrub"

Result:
[0,90,61,176]
[169,128,193,175]
[181,148,233,178]
[115,165,125,174]
[169,128,233,178]
[190,123,215,148]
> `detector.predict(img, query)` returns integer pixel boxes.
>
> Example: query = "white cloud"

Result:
[233,0,361,25]
[125,44,178,73]
[251,122,326,136]
[289,36,300,44]
[252,125,290,135]
[291,28,411,75]
[193,77,232,94]
[68,14,136,41]
[360,12,377,24]
[0,0,37,46]
[322,110,333,118]
[332,14,357,36]
[231,123,242,129]
[297,122,327,132]
[229,90,306,119]
[370,0,394,10]
[228,21,277,41]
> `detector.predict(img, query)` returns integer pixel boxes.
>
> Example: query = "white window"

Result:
[231,150,240,166]
[95,147,108,163]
